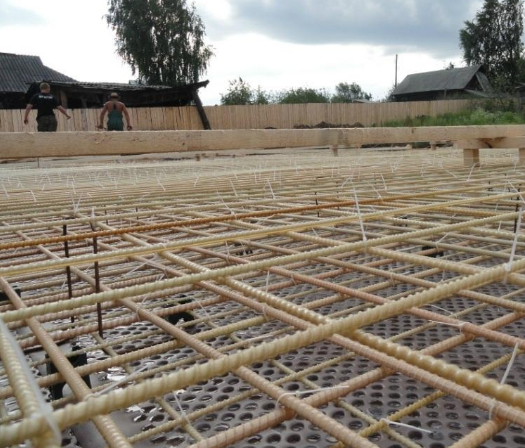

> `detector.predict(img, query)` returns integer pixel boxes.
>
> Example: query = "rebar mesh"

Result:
[0,147,524,448]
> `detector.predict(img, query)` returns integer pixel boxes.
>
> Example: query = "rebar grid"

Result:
[0,147,524,448]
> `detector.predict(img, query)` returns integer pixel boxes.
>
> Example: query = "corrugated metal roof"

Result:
[42,80,209,92]
[0,52,76,93]
[393,65,485,96]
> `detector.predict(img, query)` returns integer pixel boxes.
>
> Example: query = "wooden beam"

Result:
[463,148,480,168]
[0,125,524,159]
[519,148,525,166]
[482,137,525,149]
[191,90,212,130]
[454,139,490,149]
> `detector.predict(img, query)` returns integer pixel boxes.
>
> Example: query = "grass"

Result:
[382,107,525,127]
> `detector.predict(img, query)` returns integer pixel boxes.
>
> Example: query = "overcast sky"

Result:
[0,0,484,104]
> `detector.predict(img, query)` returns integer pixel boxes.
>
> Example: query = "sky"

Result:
[0,0,484,105]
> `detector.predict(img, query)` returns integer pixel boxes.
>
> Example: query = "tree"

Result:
[331,82,372,103]
[220,78,252,105]
[460,0,525,87]
[277,87,331,104]
[220,78,272,105]
[106,0,214,86]
[253,87,271,105]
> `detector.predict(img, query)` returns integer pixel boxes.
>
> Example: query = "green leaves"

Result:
[331,82,373,103]
[220,78,272,105]
[106,0,214,86]
[220,80,372,105]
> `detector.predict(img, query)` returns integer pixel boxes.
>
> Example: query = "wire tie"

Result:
[94,365,149,396]
[353,189,367,244]
[277,386,350,404]
[173,392,192,427]
[381,418,433,434]
[261,304,270,322]
[380,173,387,191]
[501,343,520,386]
[486,349,519,422]
[389,272,396,286]
[196,299,212,323]
[429,305,453,316]
[136,293,151,320]
[266,180,276,200]
[428,320,468,333]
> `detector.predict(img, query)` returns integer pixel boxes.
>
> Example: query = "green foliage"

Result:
[220,80,372,105]
[277,87,331,104]
[460,0,525,87]
[106,0,213,86]
[220,78,272,105]
[220,78,252,105]
[383,107,525,127]
[253,87,271,105]
[331,82,372,103]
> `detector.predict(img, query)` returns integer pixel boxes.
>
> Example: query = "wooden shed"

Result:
[392,65,493,102]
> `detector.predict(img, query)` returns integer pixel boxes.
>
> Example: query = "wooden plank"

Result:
[464,148,480,167]
[520,148,525,166]
[1,125,525,159]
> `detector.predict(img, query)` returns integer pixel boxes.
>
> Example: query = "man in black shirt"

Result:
[24,83,71,132]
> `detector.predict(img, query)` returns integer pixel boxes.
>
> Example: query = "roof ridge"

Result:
[405,65,482,78]
[0,52,40,59]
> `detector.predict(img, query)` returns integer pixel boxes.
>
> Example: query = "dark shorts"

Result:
[107,120,124,131]
[37,115,58,132]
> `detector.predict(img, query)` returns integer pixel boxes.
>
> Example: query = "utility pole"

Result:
[395,54,399,88]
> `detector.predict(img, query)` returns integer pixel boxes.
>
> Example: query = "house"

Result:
[392,65,493,102]
[0,52,75,109]
[1,52,212,129]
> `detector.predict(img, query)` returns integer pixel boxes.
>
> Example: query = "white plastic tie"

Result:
[353,189,367,244]
[428,320,468,333]
[173,391,192,426]
[277,386,350,404]
[500,343,520,386]
[381,418,433,434]
[95,365,149,396]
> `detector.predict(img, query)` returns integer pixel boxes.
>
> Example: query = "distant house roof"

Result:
[30,80,209,93]
[0,52,76,93]
[25,79,210,108]
[393,65,491,96]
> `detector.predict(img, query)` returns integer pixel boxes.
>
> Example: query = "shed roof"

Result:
[393,65,485,96]
[36,80,209,93]
[0,52,75,93]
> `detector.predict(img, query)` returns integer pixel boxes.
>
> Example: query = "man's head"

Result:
[110,92,120,102]
[40,82,51,93]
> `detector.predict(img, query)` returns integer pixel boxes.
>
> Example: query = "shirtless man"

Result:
[97,92,133,131]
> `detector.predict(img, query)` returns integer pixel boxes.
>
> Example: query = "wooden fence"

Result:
[0,99,472,132]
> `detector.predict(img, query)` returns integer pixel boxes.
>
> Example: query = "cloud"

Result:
[0,0,43,26]
[195,33,464,105]
[198,0,483,58]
